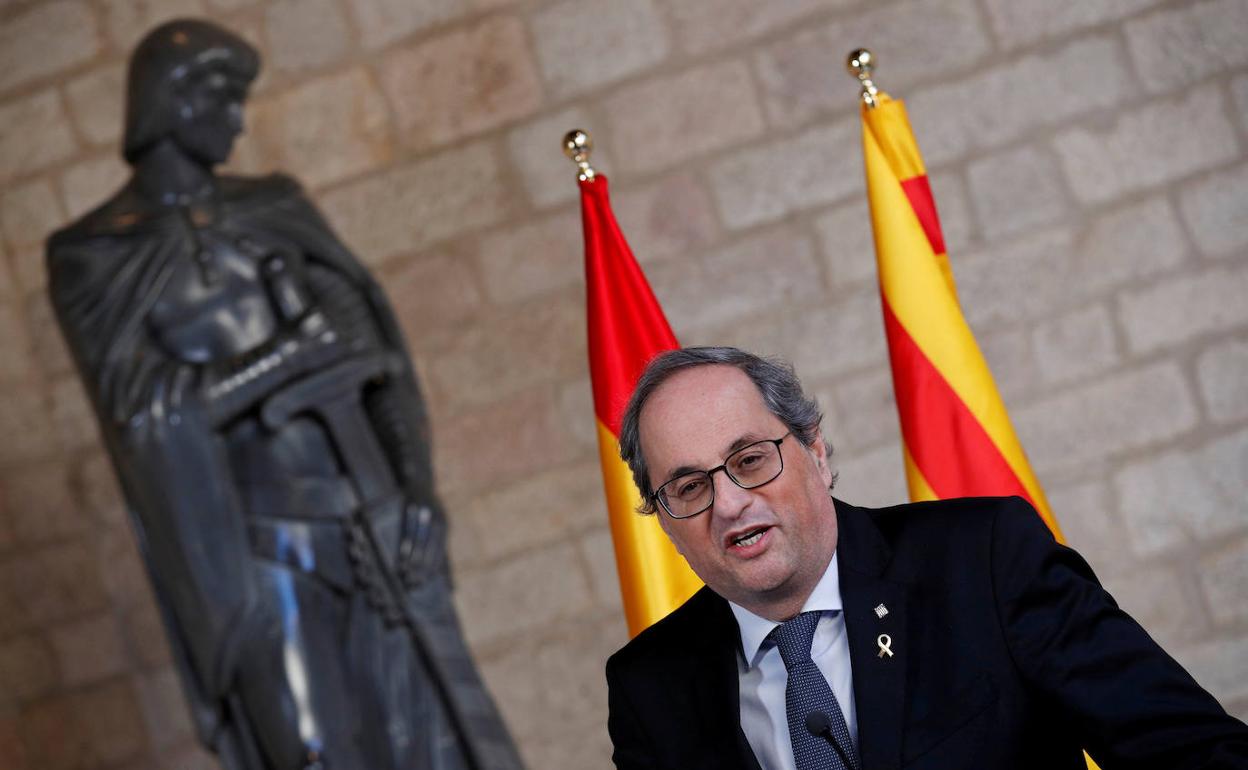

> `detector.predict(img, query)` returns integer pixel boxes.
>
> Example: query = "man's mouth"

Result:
[730,527,769,548]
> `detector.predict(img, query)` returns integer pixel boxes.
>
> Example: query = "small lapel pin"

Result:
[874,603,888,619]
[877,634,894,658]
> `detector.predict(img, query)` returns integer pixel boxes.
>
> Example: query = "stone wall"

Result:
[1,0,1246,767]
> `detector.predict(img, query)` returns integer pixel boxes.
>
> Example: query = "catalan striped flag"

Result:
[578,174,702,637]
[860,91,1065,542]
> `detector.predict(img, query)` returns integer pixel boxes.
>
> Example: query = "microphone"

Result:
[805,711,857,770]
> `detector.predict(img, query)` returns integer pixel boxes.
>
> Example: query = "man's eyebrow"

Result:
[724,432,769,456]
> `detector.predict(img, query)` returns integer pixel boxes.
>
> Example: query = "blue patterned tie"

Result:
[769,611,859,770]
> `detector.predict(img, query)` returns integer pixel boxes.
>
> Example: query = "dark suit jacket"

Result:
[606,497,1248,769]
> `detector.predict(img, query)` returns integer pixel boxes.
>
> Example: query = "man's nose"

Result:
[709,469,751,519]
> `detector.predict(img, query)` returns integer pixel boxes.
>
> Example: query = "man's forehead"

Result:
[639,365,782,471]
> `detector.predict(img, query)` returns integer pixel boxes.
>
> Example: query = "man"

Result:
[606,346,1248,769]
[47,19,522,770]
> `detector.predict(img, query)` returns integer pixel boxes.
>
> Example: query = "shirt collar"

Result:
[729,550,843,668]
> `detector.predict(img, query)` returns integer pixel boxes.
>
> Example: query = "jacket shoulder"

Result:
[607,587,727,675]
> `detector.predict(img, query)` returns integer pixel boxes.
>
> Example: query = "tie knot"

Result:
[769,611,824,670]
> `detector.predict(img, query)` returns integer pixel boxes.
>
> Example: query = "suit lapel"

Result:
[689,589,764,770]
[837,501,909,770]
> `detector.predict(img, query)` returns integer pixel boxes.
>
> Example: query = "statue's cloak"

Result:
[47,173,440,750]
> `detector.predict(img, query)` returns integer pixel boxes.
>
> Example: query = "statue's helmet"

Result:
[123,19,260,164]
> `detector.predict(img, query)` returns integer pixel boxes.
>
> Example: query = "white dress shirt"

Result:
[729,552,858,770]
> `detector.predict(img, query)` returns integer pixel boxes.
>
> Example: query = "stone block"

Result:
[244,68,391,190]
[0,0,101,95]
[51,377,98,452]
[0,302,34,386]
[690,289,888,384]
[1031,303,1120,386]
[1179,163,1248,259]
[0,390,57,465]
[661,0,835,55]
[506,107,606,210]
[555,377,598,454]
[64,63,125,149]
[48,613,128,687]
[1045,479,1133,578]
[579,526,623,611]
[1014,362,1198,477]
[1119,263,1248,353]
[98,0,206,51]
[815,199,877,290]
[96,525,152,614]
[0,541,109,630]
[827,367,901,451]
[1115,428,1248,557]
[78,452,126,530]
[459,460,607,563]
[969,326,1038,403]
[1054,86,1238,204]
[2,461,87,545]
[380,16,543,152]
[454,542,593,647]
[319,140,514,266]
[1126,0,1248,93]
[1172,634,1248,709]
[529,611,622,732]
[346,0,492,50]
[755,0,989,126]
[1235,74,1248,133]
[708,117,861,230]
[0,90,77,183]
[0,635,58,704]
[610,173,720,265]
[475,208,582,305]
[134,666,194,749]
[21,679,148,768]
[650,227,823,334]
[981,0,1161,48]
[264,0,351,74]
[531,0,668,96]
[11,246,49,296]
[1100,565,1206,650]
[832,442,907,509]
[428,293,585,408]
[604,60,764,176]
[955,196,1185,328]
[59,154,128,220]
[968,144,1069,240]
[432,386,584,495]
[121,600,172,669]
[0,179,68,251]
[24,293,74,380]
[1198,337,1248,424]
[906,35,1136,167]
[382,246,484,334]
[1200,539,1248,626]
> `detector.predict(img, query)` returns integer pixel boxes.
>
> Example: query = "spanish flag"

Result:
[578,174,702,637]
[860,92,1065,541]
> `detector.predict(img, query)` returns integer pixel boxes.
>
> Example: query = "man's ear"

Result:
[808,429,833,488]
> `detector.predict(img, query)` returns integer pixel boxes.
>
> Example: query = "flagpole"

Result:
[562,129,597,181]
[846,48,880,108]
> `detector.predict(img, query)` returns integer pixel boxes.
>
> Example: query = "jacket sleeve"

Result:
[607,652,671,770]
[991,497,1248,769]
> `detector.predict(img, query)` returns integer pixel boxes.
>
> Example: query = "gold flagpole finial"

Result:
[846,48,879,108]
[562,129,596,181]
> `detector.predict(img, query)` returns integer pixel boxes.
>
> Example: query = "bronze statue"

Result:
[46,19,523,770]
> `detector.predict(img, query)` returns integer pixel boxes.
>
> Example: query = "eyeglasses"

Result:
[652,433,791,520]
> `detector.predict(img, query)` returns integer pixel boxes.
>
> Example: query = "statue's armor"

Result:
[146,213,463,769]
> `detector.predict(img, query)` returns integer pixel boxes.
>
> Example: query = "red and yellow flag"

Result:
[860,92,1064,542]
[578,175,702,637]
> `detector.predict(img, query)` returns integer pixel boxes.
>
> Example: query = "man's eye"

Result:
[735,452,765,468]
[676,479,706,499]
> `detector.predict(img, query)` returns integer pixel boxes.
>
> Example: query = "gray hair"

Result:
[618,346,834,515]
